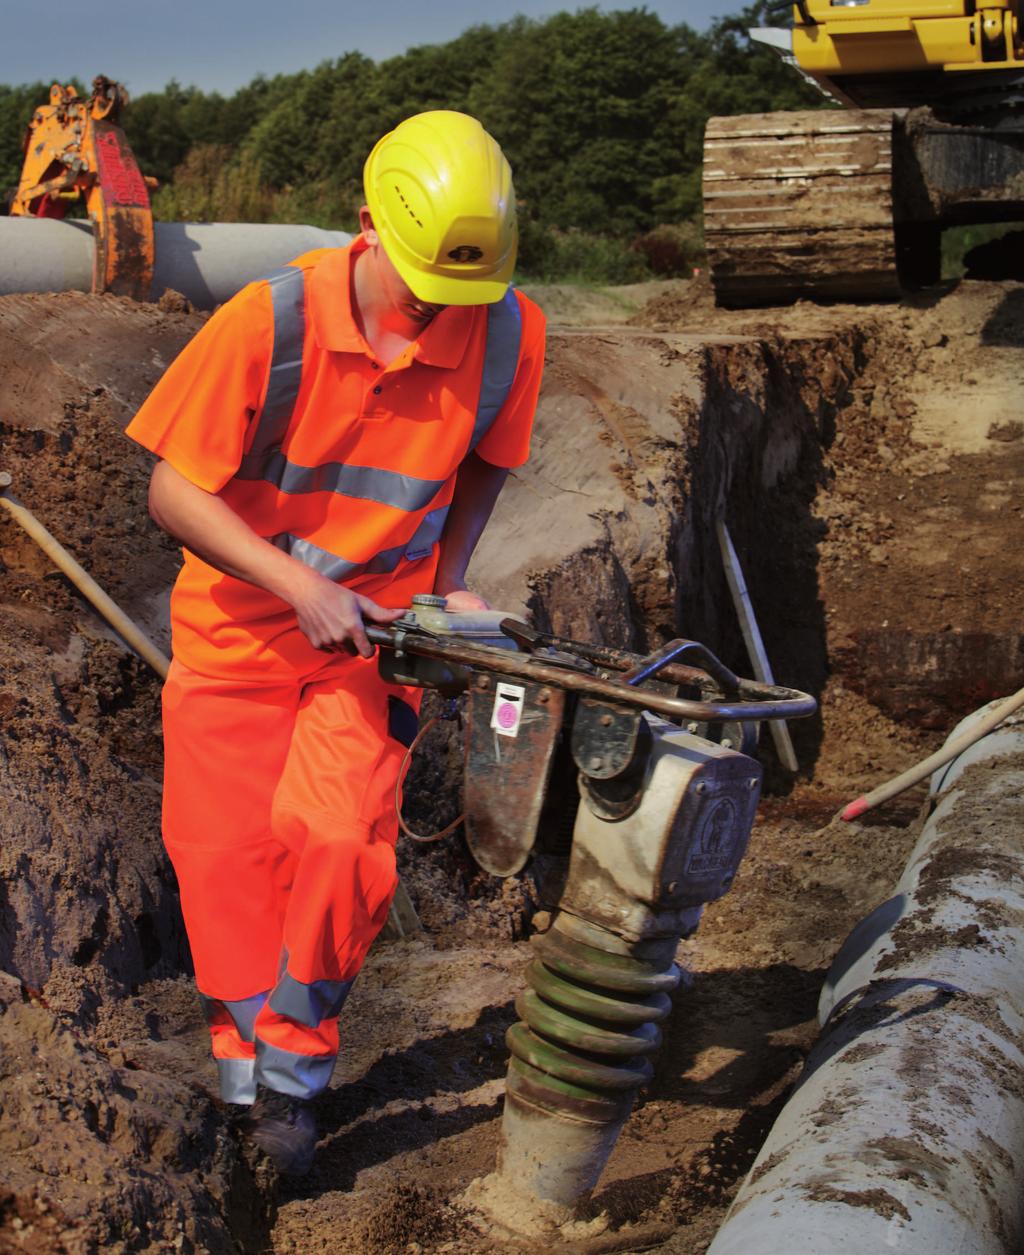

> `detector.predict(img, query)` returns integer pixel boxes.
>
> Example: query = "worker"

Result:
[125,111,545,1176]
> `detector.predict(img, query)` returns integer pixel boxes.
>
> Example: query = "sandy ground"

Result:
[0,270,1021,1254]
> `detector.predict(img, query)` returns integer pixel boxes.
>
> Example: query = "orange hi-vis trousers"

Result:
[161,655,422,1104]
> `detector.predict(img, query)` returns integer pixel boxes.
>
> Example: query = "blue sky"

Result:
[1,1,744,97]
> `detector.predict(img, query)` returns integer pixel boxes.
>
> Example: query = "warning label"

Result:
[490,682,526,738]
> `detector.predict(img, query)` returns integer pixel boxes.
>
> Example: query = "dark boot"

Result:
[238,1085,318,1176]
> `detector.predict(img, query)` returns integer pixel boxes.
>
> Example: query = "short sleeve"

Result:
[473,290,546,470]
[124,281,274,493]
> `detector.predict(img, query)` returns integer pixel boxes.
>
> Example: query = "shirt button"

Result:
[373,385,383,395]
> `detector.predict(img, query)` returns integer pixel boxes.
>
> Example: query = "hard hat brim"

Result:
[396,251,515,306]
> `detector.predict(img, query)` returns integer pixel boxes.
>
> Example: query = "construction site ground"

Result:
[0,269,1021,1255]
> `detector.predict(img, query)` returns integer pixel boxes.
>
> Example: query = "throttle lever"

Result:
[500,617,542,651]
[622,638,740,698]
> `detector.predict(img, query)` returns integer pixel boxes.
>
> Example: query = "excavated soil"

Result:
[0,272,1021,1254]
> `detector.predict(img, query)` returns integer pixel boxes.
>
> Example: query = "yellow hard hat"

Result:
[363,110,517,306]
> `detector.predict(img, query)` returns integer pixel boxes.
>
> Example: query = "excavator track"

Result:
[703,110,902,307]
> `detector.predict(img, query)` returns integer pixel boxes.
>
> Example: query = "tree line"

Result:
[0,5,822,281]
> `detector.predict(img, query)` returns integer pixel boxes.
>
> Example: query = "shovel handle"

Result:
[0,474,169,679]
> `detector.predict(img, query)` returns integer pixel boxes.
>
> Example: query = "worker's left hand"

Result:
[439,587,490,612]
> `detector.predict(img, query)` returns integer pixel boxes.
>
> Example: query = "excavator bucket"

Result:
[88,117,154,300]
[10,77,154,302]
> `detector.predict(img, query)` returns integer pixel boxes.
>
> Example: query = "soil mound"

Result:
[0,293,201,993]
[0,293,282,1252]
[0,975,272,1255]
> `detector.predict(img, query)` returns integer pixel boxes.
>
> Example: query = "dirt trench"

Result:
[0,276,1021,1255]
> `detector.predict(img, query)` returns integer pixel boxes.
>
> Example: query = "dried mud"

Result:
[0,273,1021,1254]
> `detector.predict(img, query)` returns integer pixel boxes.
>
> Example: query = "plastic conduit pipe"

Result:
[705,704,1024,1255]
[840,685,1024,820]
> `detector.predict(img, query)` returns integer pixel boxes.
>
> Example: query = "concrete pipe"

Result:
[706,704,1024,1255]
[0,217,350,309]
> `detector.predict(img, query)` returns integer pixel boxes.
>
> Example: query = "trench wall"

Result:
[475,323,867,767]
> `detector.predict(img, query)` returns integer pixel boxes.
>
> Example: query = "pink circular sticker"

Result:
[497,702,518,729]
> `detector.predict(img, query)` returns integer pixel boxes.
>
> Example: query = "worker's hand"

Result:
[290,570,404,658]
[438,586,491,612]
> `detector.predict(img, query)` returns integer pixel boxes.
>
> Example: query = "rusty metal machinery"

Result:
[10,76,155,300]
[704,2,1024,306]
[372,594,816,1222]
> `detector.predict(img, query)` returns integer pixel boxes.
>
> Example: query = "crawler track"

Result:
[703,109,901,307]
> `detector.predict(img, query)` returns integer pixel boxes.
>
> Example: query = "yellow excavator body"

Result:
[703,2,1024,305]
[793,0,1022,77]
[11,77,155,301]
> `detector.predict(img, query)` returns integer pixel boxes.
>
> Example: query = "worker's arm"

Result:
[433,451,509,612]
[148,459,403,657]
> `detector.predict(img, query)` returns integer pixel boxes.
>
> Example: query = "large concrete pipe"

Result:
[0,217,350,309]
[707,702,1024,1255]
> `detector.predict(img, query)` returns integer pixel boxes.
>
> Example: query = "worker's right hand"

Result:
[290,571,405,658]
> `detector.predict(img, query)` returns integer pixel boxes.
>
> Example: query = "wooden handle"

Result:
[0,478,170,679]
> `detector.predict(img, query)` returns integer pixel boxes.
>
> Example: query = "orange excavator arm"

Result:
[11,75,155,300]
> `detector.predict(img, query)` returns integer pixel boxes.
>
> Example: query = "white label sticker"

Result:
[490,682,526,738]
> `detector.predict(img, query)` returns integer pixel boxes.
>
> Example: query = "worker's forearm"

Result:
[434,452,509,593]
[148,459,316,605]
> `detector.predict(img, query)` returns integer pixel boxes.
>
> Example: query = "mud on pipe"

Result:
[706,704,1024,1255]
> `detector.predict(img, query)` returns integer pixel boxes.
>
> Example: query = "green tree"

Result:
[123,81,206,184]
[471,10,696,238]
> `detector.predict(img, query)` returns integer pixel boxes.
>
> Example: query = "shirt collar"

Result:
[413,303,475,368]
[308,236,477,368]
[307,238,367,354]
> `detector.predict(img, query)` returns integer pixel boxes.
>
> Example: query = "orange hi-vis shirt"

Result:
[126,238,546,680]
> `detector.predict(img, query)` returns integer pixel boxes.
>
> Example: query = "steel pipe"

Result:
[706,706,1024,1255]
[0,217,350,308]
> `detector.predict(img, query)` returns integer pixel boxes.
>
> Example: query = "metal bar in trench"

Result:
[716,518,800,772]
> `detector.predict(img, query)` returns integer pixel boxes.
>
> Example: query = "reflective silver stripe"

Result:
[469,287,523,452]
[255,1038,336,1099]
[217,1056,257,1105]
[270,534,358,582]
[370,503,449,566]
[242,265,520,578]
[236,448,444,512]
[269,504,449,581]
[269,972,353,1029]
[249,266,306,459]
[199,991,269,1044]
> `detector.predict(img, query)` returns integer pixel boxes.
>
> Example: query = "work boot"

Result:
[238,1085,318,1177]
